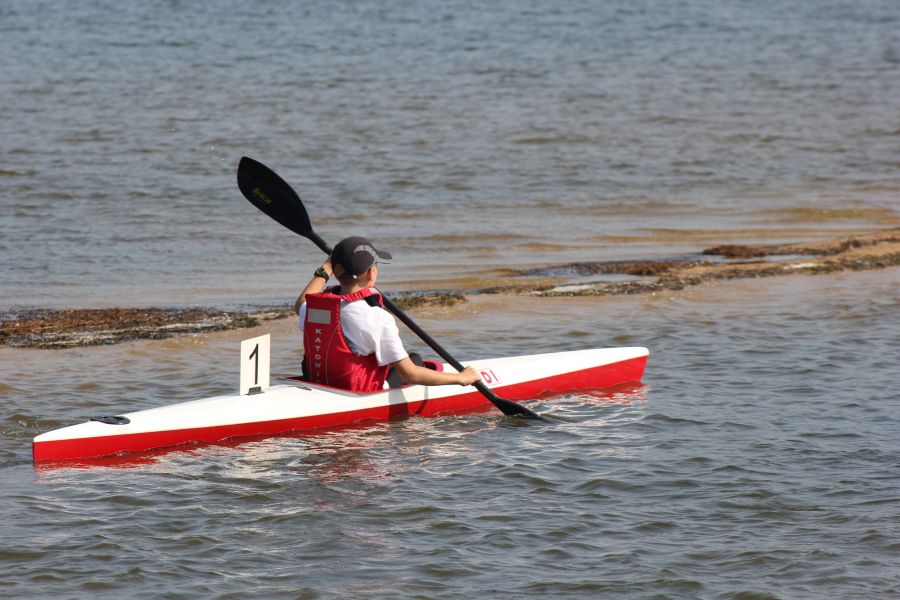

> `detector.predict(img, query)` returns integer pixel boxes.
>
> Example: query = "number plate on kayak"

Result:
[240,334,271,395]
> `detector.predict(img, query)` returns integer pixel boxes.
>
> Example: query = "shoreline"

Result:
[2,228,898,349]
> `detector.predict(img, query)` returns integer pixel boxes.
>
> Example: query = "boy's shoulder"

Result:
[342,299,393,321]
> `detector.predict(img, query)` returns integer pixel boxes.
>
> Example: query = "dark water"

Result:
[2,0,900,598]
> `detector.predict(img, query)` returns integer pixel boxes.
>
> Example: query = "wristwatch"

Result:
[313,267,330,280]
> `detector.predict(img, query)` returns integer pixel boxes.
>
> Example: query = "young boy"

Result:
[295,236,481,392]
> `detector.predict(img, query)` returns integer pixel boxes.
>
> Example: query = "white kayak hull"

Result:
[33,347,649,462]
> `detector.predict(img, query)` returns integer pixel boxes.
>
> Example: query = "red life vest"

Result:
[303,286,390,393]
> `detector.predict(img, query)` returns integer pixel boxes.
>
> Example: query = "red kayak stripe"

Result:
[33,355,647,462]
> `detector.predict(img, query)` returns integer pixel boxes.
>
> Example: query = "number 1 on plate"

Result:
[240,334,271,395]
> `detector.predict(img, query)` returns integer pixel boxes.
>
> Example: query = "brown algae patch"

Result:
[1,294,470,349]
[704,228,900,258]
[0,307,293,349]
[702,245,769,259]
[391,292,467,311]
[534,228,900,297]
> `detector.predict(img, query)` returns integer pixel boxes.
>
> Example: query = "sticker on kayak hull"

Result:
[479,368,501,386]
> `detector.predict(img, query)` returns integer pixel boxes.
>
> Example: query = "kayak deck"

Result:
[33,348,649,463]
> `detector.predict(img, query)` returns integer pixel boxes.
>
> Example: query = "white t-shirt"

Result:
[298,300,408,367]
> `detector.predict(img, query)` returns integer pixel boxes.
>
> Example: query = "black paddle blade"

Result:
[474,381,545,420]
[237,156,314,238]
[490,394,546,420]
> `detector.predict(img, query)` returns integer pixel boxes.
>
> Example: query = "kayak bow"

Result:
[33,347,648,463]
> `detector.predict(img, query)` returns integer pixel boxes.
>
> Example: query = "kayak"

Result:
[32,347,648,463]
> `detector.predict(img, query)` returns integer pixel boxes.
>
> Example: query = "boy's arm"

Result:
[392,357,482,386]
[294,260,333,314]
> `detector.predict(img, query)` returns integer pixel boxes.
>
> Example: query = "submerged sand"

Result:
[2,228,898,349]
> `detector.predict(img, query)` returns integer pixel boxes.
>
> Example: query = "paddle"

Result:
[237,156,543,419]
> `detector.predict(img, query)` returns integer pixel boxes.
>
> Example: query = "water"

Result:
[3,272,899,598]
[2,0,900,598]
[1,0,898,307]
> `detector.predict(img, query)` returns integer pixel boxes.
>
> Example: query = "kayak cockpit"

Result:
[284,357,446,391]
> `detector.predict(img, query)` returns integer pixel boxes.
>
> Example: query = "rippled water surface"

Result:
[3,272,899,598]
[2,0,899,307]
[2,0,900,598]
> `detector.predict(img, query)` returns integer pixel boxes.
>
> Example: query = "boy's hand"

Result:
[458,366,482,386]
